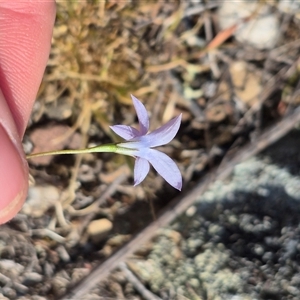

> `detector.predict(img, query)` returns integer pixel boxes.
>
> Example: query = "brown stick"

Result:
[60,107,300,299]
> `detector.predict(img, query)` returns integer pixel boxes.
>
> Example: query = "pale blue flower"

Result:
[110,95,182,190]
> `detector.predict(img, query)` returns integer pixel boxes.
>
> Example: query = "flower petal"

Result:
[110,125,140,140]
[117,140,144,150]
[131,95,149,135]
[141,114,182,147]
[136,148,182,190]
[134,157,150,186]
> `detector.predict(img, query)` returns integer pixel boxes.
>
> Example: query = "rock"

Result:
[278,0,300,15]
[0,274,10,285]
[52,277,70,296]
[56,245,70,262]
[22,186,59,218]
[229,61,261,107]
[2,287,16,299]
[0,260,24,277]
[29,124,81,165]
[44,262,54,277]
[52,272,70,296]
[13,282,29,294]
[44,98,73,121]
[87,219,113,243]
[80,295,102,300]
[0,293,10,300]
[22,272,43,285]
[218,1,280,49]
[71,268,90,283]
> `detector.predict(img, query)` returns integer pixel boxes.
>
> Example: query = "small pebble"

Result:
[2,287,16,299]
[71,268,90,283]
[87,218,113,243]
[52,276,70,296]
[22,272,43,285]
[22,186,59,218]
[218,0,280,49]
[44,262,54,278]
[0,260,24,277]
[56,245,70,262]
[13,282,29,294]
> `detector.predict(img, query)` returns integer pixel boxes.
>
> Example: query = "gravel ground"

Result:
[1,131,299,298]
[113,130,300,300]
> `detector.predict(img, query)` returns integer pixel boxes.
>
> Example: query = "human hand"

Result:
[0,1,56,224]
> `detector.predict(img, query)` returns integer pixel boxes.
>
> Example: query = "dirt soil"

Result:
[1,1,300,300]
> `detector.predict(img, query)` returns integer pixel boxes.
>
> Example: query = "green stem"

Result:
[26,143,118,160]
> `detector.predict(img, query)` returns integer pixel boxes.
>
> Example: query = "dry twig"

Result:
[119,262,162,300]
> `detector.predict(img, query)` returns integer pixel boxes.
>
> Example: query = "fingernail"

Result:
[0,124,28,224]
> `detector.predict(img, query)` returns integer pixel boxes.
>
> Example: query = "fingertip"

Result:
[0,0,55,223]
[0,124,28,224]
[0,0,56,136]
